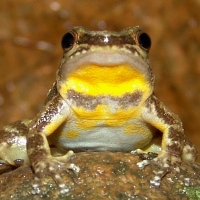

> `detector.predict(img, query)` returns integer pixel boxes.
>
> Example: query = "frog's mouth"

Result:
[58,50,154,98]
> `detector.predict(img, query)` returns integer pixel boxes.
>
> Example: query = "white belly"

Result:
[49,119,155,152]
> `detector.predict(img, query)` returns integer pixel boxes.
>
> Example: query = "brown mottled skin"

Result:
[0,26,198,193]
[66,89,143,109]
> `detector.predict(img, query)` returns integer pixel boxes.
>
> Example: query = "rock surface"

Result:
[0,152,200,199]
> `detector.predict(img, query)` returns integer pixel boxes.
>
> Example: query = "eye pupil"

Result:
[61,32,75,49]
[138,32,151,50]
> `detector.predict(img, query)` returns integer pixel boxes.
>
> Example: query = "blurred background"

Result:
[0,0,199,160]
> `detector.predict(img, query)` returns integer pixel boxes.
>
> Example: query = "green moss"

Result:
[184,186,200,200]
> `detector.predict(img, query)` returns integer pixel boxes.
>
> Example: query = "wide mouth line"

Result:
[67,50,142,65]
[63,50,150,77]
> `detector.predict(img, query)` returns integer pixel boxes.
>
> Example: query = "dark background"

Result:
[0,0,199,160]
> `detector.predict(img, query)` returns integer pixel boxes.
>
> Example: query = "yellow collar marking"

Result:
[61,64,150,97]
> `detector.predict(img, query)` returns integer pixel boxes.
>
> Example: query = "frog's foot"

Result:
[32,150,80,194]
[131,149,181,187]
[0,160,20,173]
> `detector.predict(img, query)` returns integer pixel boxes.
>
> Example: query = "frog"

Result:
[0,26,198,193]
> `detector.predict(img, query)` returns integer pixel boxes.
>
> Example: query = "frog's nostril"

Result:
[137,32,151,50]
[61,32,76,49]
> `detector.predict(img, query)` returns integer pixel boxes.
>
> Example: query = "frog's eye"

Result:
[61,32,76,49]
[136,32,151,50]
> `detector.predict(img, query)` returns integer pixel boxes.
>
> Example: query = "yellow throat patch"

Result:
[61,64,151,97]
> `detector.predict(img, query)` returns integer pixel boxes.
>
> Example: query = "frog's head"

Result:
[57,26,154,110]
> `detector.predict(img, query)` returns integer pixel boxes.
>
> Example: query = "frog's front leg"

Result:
[134,95,198,187]
[27,95,79,192]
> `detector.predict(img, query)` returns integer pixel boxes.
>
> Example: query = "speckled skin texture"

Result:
[0,27,198,193]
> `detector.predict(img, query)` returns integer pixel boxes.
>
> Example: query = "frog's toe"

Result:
[32,150,80,193]
[33,150,80,177]
[131,149,158,162]
[136,157,177,187]
[0,160,15,173]
[133,150,181,187]
[149,170,168,187]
